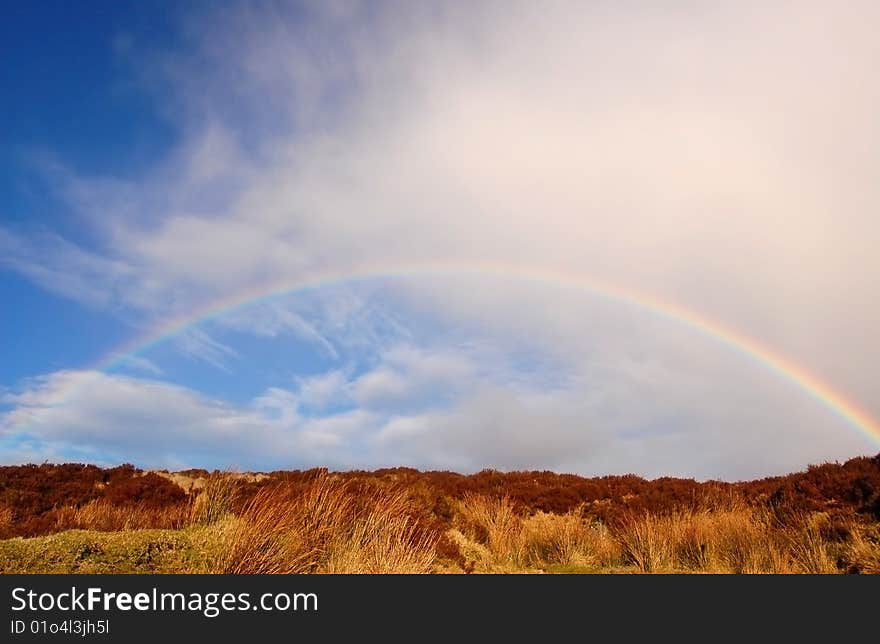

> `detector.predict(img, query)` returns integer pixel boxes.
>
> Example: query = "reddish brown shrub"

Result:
[1,454,878,541]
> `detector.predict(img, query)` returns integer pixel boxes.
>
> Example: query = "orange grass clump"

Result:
[53,499,192,532]
[217,473,438,574]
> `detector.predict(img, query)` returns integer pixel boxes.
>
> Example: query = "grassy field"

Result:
[2,466,879,574]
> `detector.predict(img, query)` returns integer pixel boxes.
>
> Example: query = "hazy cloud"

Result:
[2,1,878,475]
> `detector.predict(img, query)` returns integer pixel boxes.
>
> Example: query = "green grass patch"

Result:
[0,526,224,574]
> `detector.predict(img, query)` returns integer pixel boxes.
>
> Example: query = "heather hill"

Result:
[1,456,878,574]
[2,455,879,540]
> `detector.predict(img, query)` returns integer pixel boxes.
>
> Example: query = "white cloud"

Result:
[2,1,878,475]
[173,328,238,370]
[10,2,874,380]
[293,370,350,411]
[2,331,873,478]
[0,370,362,470]
[0,229,135,310]
[352,345,477,409]
[220,301,339,358]
[109,355,163,376]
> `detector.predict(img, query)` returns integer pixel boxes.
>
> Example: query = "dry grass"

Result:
[613,507,844,574]
[842,525,880,574]
[321,488,437,573]
[520,510,622,569]
[190,473,238,525]
[216,473,438,574]
[787,517,837,574]
[674,509,774,573]
[5,476,874,574]
[453,493,850,574]
[53,499,191,533]
[521,510,585,566]
[454,495,623,570]
[0,505,13,531]
[615,513,676,572]
[456,494,525,565]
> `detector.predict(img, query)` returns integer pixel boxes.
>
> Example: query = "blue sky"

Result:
[1,1,878,479]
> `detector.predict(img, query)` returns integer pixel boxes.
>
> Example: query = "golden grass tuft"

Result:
[0,505,13,530]
[787,520,837,574]
[321,511,437,573]
[190,473,238,525]
[216,473,437,574]
[842,525,880,574]
[53,499,191,533]
[615,513,675,573]
[454,495,623,570]
[521,510,622,569]
[455,494,525,565]
[612,507,841,574]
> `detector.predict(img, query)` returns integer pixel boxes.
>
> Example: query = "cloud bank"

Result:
[2,1,878,477]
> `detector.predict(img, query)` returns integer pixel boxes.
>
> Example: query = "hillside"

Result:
[1,455,879,573]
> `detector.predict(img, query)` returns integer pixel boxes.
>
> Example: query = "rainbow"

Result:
[11,261,880,446]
